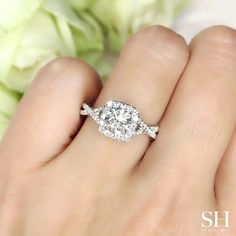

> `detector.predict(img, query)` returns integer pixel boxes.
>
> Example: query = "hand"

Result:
[0,26,235,236]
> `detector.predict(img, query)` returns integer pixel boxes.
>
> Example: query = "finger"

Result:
[66,26,189,174]
[0,57,102,172]
[215,128,236,213]
[139,26,236,198]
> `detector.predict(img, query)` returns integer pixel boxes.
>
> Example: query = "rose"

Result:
[70,0,189,52]
[0,0,104,93]
[0,0,189,137]
[0,0,104,137]
[0,0,189,91]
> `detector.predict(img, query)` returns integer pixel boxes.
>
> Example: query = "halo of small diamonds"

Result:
[80,100,159,141]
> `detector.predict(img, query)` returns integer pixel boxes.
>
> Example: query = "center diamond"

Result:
[98,101,141,141]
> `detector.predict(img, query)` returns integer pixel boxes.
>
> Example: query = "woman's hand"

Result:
[0,25,236,236]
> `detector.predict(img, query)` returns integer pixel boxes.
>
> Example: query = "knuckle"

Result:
[198,25,236,43]
[36,57,100,88]
[126,26,189,64]
[39,57,78,77]
[193,26,236,71]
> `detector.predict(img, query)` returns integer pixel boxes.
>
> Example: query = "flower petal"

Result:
[0,0,43,31]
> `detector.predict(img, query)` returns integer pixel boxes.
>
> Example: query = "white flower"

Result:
[0,0,104,92]
[71,0,189,51]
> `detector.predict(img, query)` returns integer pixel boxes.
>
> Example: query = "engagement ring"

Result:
[80,100,159,141]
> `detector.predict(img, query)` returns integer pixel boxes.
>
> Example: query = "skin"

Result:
[0,25,235,236]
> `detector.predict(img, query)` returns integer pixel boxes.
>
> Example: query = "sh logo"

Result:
[201,211,230,232]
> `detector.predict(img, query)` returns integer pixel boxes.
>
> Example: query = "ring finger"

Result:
[65,26,189,174]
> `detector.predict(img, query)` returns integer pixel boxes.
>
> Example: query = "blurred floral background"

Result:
[0,0,190,137]
[1,0,235,138]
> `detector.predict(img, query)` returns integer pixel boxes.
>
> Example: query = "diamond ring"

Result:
[80,100,159,141]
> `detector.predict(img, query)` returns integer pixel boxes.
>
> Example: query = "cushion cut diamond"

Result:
[80,100,159,141]
[98,101,141,141]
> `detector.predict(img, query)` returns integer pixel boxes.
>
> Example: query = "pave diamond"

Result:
[97,101,141,141]
[80,100,159,141]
